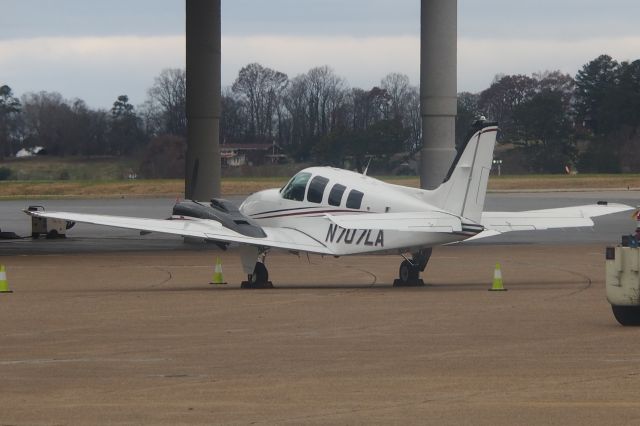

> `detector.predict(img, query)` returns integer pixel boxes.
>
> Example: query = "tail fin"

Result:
[429,121,498,223]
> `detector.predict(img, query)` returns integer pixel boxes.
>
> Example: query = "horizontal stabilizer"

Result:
[467,203,632,240]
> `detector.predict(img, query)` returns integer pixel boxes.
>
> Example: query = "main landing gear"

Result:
[240,261,273,289]
[241,249,273,289]
[394,248,432,287]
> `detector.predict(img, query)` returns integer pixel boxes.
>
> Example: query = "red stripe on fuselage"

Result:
[252,209,368,220]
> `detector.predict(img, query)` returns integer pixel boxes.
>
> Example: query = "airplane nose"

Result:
[240,191,264,213]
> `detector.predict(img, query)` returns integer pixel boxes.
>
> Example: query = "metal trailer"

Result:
[27,206,73,239]
[606,243,640,325]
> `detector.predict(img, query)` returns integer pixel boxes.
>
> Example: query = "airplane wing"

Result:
[326,211,463,233]
[468,203,633,240]
[24,210,335,255]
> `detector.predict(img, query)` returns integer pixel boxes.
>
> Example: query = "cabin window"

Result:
[346,190,364,209]
[281,172,311,201]
[307,176,330,204]
[328,184,346,207]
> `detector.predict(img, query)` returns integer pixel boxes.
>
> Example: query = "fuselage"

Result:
[239,167,471,256]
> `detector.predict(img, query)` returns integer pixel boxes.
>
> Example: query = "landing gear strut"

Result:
[241,250,273,289]
[393,248,432,287]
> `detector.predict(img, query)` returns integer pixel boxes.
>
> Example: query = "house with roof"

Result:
[220,143,288,167]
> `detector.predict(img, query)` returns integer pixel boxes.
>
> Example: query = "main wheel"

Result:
[251,262,269,285]
[612,305,640,326]
[399,260,419,284]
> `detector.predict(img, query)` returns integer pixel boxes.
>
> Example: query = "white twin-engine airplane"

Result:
[26,120,631,288]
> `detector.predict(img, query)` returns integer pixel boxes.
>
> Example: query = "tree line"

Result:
[464,55,640,173]
[0,54,638,176]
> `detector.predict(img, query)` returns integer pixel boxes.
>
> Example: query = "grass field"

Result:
[1,156,639,198]
[0,156,138,181]
[1,174,639,199]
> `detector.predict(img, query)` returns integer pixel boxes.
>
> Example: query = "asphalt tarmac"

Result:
[1,191,640,425]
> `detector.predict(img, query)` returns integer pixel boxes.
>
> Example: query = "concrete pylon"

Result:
[185,0,221,201]
[420,0,458,189]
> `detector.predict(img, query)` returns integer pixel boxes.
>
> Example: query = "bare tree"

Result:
[456,92,481,146]
[0,85,22,158]
[20,93,112,157]
[21,91,73,156]
[232,63,288,142]
[350,86,390,131]
[479,74,537,139]
[404,86,422,152]
[65,99,97,156]
[381,73,411,120]
[533,70,576,110]
[282,74,311,152]
[147,68,186,136]
[220,87,247,144]
[306,66,346,137]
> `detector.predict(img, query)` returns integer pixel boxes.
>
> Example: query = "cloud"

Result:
[223,35,640,92]
[1,33,639,108]
[459,0,640,41]
[0,36,185,108]
[222,35,421,88]
[459,36,640,91]
[1,0,184,39]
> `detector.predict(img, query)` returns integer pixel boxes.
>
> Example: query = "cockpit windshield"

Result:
[280,172,311,201]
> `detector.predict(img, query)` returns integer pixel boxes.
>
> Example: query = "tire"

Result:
[399,260,419,284]
[251,262,269,284]
[612,305,640,326]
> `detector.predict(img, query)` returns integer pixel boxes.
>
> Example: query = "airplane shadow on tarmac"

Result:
[71,278,592,293]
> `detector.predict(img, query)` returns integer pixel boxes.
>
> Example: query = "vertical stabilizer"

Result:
[429,122,498,223]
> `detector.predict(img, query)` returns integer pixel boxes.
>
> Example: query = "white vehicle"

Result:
[25,121,631,288]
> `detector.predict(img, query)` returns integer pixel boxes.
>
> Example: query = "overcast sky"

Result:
[2,0,639,108]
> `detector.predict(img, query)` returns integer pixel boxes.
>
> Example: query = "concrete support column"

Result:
[186,0,221,201]
[420,0,457,189]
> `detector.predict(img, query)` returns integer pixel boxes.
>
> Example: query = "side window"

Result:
[346,190,364,209]
[307,176,330,204]
[328,184,346,207]
[281,172,311,201]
